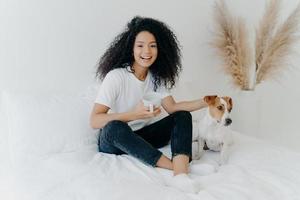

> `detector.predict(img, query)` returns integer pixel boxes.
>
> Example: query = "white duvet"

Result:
[7,132,300,200]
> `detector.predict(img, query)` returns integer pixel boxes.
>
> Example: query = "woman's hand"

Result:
[132,101,161,120]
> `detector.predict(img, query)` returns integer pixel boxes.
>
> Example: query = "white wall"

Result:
[1,0,300,151]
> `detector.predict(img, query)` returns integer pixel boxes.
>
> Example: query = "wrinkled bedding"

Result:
[8,132,300,200]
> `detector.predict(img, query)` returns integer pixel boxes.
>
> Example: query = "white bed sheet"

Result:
[10,132,300,200]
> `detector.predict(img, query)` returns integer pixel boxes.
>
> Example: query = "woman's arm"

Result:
[90,103,161,129]
[161,96,207,114]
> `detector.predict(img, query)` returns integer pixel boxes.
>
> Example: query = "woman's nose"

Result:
[143,46,151,53]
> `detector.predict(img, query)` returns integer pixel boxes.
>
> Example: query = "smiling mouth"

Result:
[140,56,152,60]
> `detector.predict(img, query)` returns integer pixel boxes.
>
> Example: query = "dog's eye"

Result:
[217,106,223,110]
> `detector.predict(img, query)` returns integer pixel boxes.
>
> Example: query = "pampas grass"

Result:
[255,0,280,73]
[212,0,300,90]
[256,1,300,83]
[212,0,252,90]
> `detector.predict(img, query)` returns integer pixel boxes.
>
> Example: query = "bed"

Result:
[1,88,300,200]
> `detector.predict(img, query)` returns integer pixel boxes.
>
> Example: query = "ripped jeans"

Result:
[98,111,193,167]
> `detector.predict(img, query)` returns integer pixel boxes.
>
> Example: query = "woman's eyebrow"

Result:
[136,41,157,43]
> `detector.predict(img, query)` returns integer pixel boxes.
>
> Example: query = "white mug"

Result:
[142,92,162,112]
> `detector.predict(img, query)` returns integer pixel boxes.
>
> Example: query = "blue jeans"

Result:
[98,111,193,167]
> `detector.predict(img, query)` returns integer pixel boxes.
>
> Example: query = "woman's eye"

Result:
[150,45,157,48]
[137,45,143,48]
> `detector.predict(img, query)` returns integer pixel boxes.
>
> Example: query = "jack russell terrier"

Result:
[192,95,234,164]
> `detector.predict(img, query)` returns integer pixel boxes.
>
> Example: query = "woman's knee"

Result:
[173,111,192,122]
[105,120,128,128]
[101,120,131,139]
[172,111,193,139]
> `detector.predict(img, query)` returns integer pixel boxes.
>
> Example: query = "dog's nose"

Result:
[225,118,232,126]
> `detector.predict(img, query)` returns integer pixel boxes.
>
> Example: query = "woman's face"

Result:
[132,31,158,69]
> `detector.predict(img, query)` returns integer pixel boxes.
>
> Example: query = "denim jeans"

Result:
[98,111,192,167]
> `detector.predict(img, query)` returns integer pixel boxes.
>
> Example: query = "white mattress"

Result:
[5,132,300,200]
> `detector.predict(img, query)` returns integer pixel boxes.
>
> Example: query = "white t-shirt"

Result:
[95,67,171,131]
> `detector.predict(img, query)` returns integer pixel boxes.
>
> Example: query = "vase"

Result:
[244,64,256,91]
[231,90,261,137]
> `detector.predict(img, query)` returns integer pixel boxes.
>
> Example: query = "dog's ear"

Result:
[222,96,233,112]
[203,95,217,105]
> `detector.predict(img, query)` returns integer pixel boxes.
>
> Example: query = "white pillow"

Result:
[2,90,99,168]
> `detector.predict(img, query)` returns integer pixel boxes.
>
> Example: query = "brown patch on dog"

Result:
[203,95,217,105]
[204,95,225,122]
[222,96,233,112]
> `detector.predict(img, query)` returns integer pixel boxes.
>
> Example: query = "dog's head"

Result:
[203,95,233,126]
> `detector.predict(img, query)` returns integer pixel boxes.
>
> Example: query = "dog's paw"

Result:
[218,158,225,166]
[219,144,231,165]
[192,150,204,160]
[218,153,229,165]
[192,154,201,160]
[192,142,204,160]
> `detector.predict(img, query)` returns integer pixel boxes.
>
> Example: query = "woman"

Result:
[90,16,207,193]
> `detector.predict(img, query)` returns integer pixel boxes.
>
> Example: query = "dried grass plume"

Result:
[212,0,300,90]
[256,0,300,83]
[212,0,252,90]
